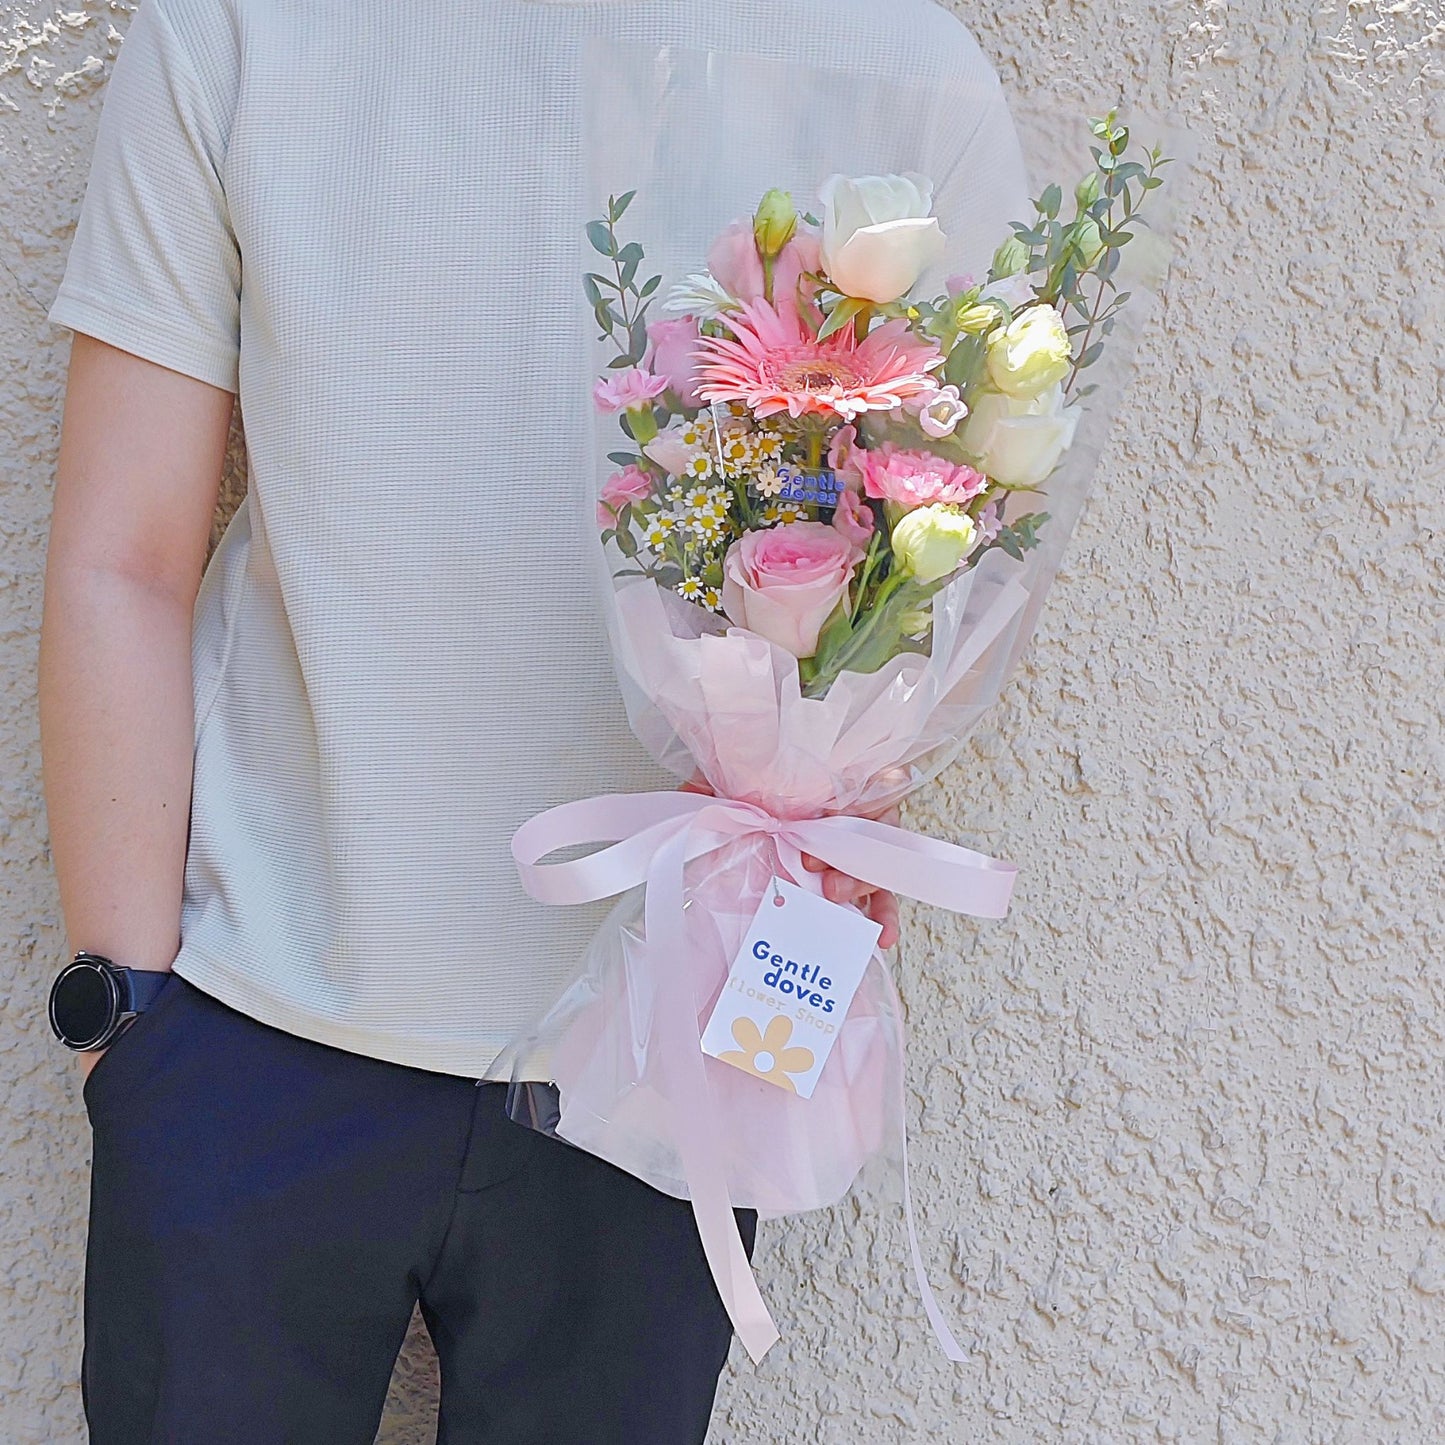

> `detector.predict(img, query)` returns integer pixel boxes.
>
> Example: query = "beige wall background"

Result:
[3,0,1442,1440]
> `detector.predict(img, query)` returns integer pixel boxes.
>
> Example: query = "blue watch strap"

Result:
[118,968,174,1015]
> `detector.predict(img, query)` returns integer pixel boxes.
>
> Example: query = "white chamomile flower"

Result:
[677,576,706,601]
[721,435,753,472]
[753,465,784,499]
[683,453,714,481]
[703,586,723,611]
[762,501,808,525]
[664,272,740,319]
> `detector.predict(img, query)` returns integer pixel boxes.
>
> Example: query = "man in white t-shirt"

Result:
[38,0,1028,1437]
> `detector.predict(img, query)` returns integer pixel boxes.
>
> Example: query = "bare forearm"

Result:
[38,566,196,972]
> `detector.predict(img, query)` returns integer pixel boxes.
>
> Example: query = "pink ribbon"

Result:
[512,789,1018,1364]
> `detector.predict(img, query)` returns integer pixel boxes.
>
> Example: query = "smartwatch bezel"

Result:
[49,953,129,1052]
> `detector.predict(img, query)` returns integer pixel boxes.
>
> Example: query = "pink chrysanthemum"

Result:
[695,300,943,423]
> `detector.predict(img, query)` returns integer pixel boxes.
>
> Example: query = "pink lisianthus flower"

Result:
[974,497,1004,545]
[832,488,875,549]
[641,431,696,479]
[593,367,669,414]
[857,444,989,510]
[904,383,969,439]
[597,464,654,527]
[720,520,862,659]
[707,224,824,315]
[646,317,704,408]
[827,424,863,490]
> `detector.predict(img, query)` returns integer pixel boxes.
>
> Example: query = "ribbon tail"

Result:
[879,959,971,1363]
[646,825,781,1365]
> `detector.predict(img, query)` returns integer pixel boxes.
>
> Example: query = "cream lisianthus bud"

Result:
[818,173,947,304]
[992,235,1031,278]
[890,503,977,583]
[753,188,798,261]
[1073,218,1105,267]
[953,301,1000,336]
[1075,172,1102,210]
[984,305,1073,398]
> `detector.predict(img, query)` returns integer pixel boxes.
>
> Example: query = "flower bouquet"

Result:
[493,43,1185,1365]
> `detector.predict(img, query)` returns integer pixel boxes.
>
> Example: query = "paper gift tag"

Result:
[700,875,883,1099]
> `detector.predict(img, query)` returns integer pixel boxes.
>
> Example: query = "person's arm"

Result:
[38,332,233,1078]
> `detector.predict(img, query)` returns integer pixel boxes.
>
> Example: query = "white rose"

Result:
[958,382,1082,488]
[818,173,947,305]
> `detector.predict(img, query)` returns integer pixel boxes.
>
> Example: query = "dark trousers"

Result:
[80,972,756,1444]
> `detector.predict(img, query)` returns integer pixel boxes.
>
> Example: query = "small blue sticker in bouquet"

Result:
[700,876,882,1099]
[777,466,842,505]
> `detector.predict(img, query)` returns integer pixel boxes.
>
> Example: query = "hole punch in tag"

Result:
[700,875,883,1099]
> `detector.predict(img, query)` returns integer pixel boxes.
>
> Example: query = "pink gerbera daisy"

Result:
[695,299,944,423]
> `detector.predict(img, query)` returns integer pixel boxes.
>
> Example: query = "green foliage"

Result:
[816,296,867,343]
[585,195,664,364]
[986,511,1051,561]
[981,110,1173,398]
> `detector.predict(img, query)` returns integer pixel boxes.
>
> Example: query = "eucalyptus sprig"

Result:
[991,111,1172,398]
[584,191,665,369]
[983,510,1051,562]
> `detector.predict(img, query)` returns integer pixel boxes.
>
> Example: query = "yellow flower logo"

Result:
[717,1015,815,1093]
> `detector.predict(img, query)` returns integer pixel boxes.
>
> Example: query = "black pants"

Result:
[80,973,756,1444]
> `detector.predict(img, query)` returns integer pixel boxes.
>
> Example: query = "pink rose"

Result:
[646,317,704,407]
[832,489,875,549]
[707,222,766,304]
[721,521,861,659]
[857,444,988,510]
[593,367,669,414]
[707,223,823,315]
[597,464,654,527]
[774,231,824,315]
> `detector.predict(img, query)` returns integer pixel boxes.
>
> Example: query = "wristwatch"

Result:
[48,950,174,1052]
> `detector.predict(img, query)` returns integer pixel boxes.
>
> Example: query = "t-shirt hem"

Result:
[47,286,240,393]
[170,950,549,1083]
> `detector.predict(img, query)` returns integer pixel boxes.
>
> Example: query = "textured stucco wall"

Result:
[3,1,1442,1441]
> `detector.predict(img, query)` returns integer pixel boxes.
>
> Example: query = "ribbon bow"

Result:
[512,788,1018,1363]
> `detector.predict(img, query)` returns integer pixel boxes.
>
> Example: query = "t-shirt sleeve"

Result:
[46,0,241,393]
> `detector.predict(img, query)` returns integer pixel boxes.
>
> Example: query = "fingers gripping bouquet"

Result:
[499,78,1179,1364]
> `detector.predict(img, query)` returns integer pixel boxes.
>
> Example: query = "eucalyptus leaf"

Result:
[586,220,617,258]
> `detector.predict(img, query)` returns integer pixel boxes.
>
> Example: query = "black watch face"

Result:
[50,962,119,1049]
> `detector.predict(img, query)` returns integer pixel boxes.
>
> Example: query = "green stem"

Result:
[848,527,883,625]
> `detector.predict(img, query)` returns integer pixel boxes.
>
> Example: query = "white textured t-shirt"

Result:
[47,0,1029,1077]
